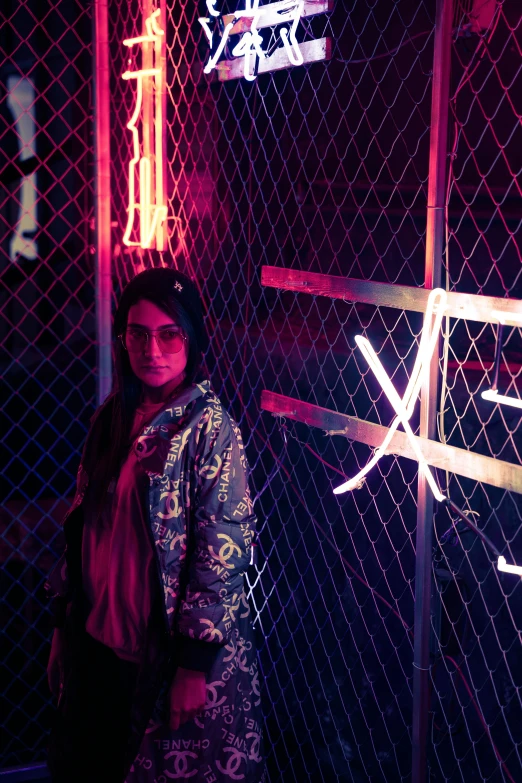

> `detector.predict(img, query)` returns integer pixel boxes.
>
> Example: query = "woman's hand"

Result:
[169,667,207,730]
[47,627,65,700]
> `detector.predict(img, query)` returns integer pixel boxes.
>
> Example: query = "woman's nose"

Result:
[144,333,163,356]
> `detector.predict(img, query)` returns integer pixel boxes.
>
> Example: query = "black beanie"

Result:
[115,267,209,354]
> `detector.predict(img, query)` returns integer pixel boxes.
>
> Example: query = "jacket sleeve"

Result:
[175,404,256,670]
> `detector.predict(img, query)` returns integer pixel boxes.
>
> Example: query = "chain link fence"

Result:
[110,0,435,780]
[0,0,95,768]
[431,2,522,780]
[2,0,522,781]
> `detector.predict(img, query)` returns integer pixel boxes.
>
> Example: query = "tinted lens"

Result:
[124,329,184,354]
[156,330,185,353]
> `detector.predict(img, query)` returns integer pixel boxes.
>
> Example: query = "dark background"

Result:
[1,0,521,780]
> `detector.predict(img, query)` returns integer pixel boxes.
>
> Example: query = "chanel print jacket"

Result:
[45,380,265,782]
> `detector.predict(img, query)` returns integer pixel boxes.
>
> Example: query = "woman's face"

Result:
[125,299,188,389]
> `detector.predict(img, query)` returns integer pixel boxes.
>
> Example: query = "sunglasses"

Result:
[119,327,187,354]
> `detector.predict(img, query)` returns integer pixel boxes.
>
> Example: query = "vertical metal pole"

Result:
[411,0,452,781]
[157,0,168,252]
[93,0,112,405]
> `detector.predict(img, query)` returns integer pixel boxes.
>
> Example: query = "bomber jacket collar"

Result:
[77,379,212,494]
[144,379,212,424]
[132,379,213,477]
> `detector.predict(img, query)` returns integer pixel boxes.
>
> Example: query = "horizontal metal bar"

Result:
[218,37,331,81]
[223,0,334,33]
[261,390,522,494]
[261,266,522,326]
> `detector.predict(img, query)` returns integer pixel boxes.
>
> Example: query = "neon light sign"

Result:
[7,76,37,261]
[199,0,331,81]
[333,288,447,503]
[122,9,167,249]
[333,288,522,577]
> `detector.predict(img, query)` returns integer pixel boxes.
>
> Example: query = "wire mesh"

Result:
[430,2,522,781]
[1,0,521,781]
[110,0,435,780]
[0,0,95,768]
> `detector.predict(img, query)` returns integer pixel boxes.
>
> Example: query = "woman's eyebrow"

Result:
[127,322,180,329]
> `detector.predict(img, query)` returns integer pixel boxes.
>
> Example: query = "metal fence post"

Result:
[411,0,453,780]
[93,0,112,405]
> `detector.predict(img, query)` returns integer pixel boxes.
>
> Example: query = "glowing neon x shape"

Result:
[333,287,522,577]
[333,288,447,502]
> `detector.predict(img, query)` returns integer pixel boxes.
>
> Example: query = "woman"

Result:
[45,266,265,783]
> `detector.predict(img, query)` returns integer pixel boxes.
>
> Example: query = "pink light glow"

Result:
[121,9,166,250]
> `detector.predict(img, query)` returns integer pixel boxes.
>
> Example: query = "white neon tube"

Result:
[334,288,447,502]
[279,0,304,66]
[481,389,522,410]
[206,0,221,16]
[497,556,522,577]
[331,288,522,574]
[343,335,445,502]
[199,17,213,46]
[231,28,266,80]
[200,0,309,79]
[203,21,235,74]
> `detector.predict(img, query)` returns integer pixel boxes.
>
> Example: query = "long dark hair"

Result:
[83,266,208,517]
